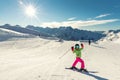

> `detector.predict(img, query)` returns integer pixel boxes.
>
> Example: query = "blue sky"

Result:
[0,0,120,31]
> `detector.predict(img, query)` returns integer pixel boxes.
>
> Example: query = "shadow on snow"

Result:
[82,72,108,80]
[65,68,108,80]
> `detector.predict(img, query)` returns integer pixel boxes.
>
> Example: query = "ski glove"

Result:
[81,43,84,48]
[71,46,74,51]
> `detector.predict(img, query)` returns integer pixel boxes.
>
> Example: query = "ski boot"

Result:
[79,68,89,73]
[69,66,77,70]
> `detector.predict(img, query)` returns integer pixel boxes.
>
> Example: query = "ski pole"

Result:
[59,49,70,59]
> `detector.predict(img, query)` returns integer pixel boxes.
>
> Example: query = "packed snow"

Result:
[0,36,120,80]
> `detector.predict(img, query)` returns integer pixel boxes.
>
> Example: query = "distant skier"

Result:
[70,43,88,72]
[38,34,41,37]
[88,39,91,45]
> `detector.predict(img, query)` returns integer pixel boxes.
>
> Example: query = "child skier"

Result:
[70,43,88,72]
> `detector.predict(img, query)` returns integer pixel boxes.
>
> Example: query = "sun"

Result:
[25,5,37,18]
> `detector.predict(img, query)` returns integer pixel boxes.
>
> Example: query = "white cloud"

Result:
[67,17,76,21]
[19,0,23,5]
[95,14,111,19]
[40,19,119,28]
[87,18,92,20]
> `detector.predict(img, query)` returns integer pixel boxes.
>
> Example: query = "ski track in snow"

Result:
[0,38,120,80]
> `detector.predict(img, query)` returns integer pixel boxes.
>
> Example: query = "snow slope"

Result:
[113,32,120,44]
[0,28,34,41]
[0,37,120,80]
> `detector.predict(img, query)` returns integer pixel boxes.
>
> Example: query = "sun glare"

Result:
[19,0,40,25]
[25,5,36,18]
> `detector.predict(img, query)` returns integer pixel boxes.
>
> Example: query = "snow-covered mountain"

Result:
[98,30,120,44]
[26,25,105,41]
[108,29,120,33]
[0,24,105,41]
[0,27,33,41]
[0,24,49,37]
[114,33,120,44]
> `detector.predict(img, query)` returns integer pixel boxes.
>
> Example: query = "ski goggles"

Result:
[75,46,79,48]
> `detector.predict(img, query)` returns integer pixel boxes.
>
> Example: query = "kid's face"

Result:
[75,46,79,49]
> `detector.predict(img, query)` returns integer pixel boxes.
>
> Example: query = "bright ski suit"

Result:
[72,44,85,69]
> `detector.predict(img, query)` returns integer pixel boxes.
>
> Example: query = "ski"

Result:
[65,67,89,73]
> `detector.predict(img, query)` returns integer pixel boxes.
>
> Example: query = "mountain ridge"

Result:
[3,24,120,41]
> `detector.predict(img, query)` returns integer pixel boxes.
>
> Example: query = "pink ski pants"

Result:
[72,57,85,69]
